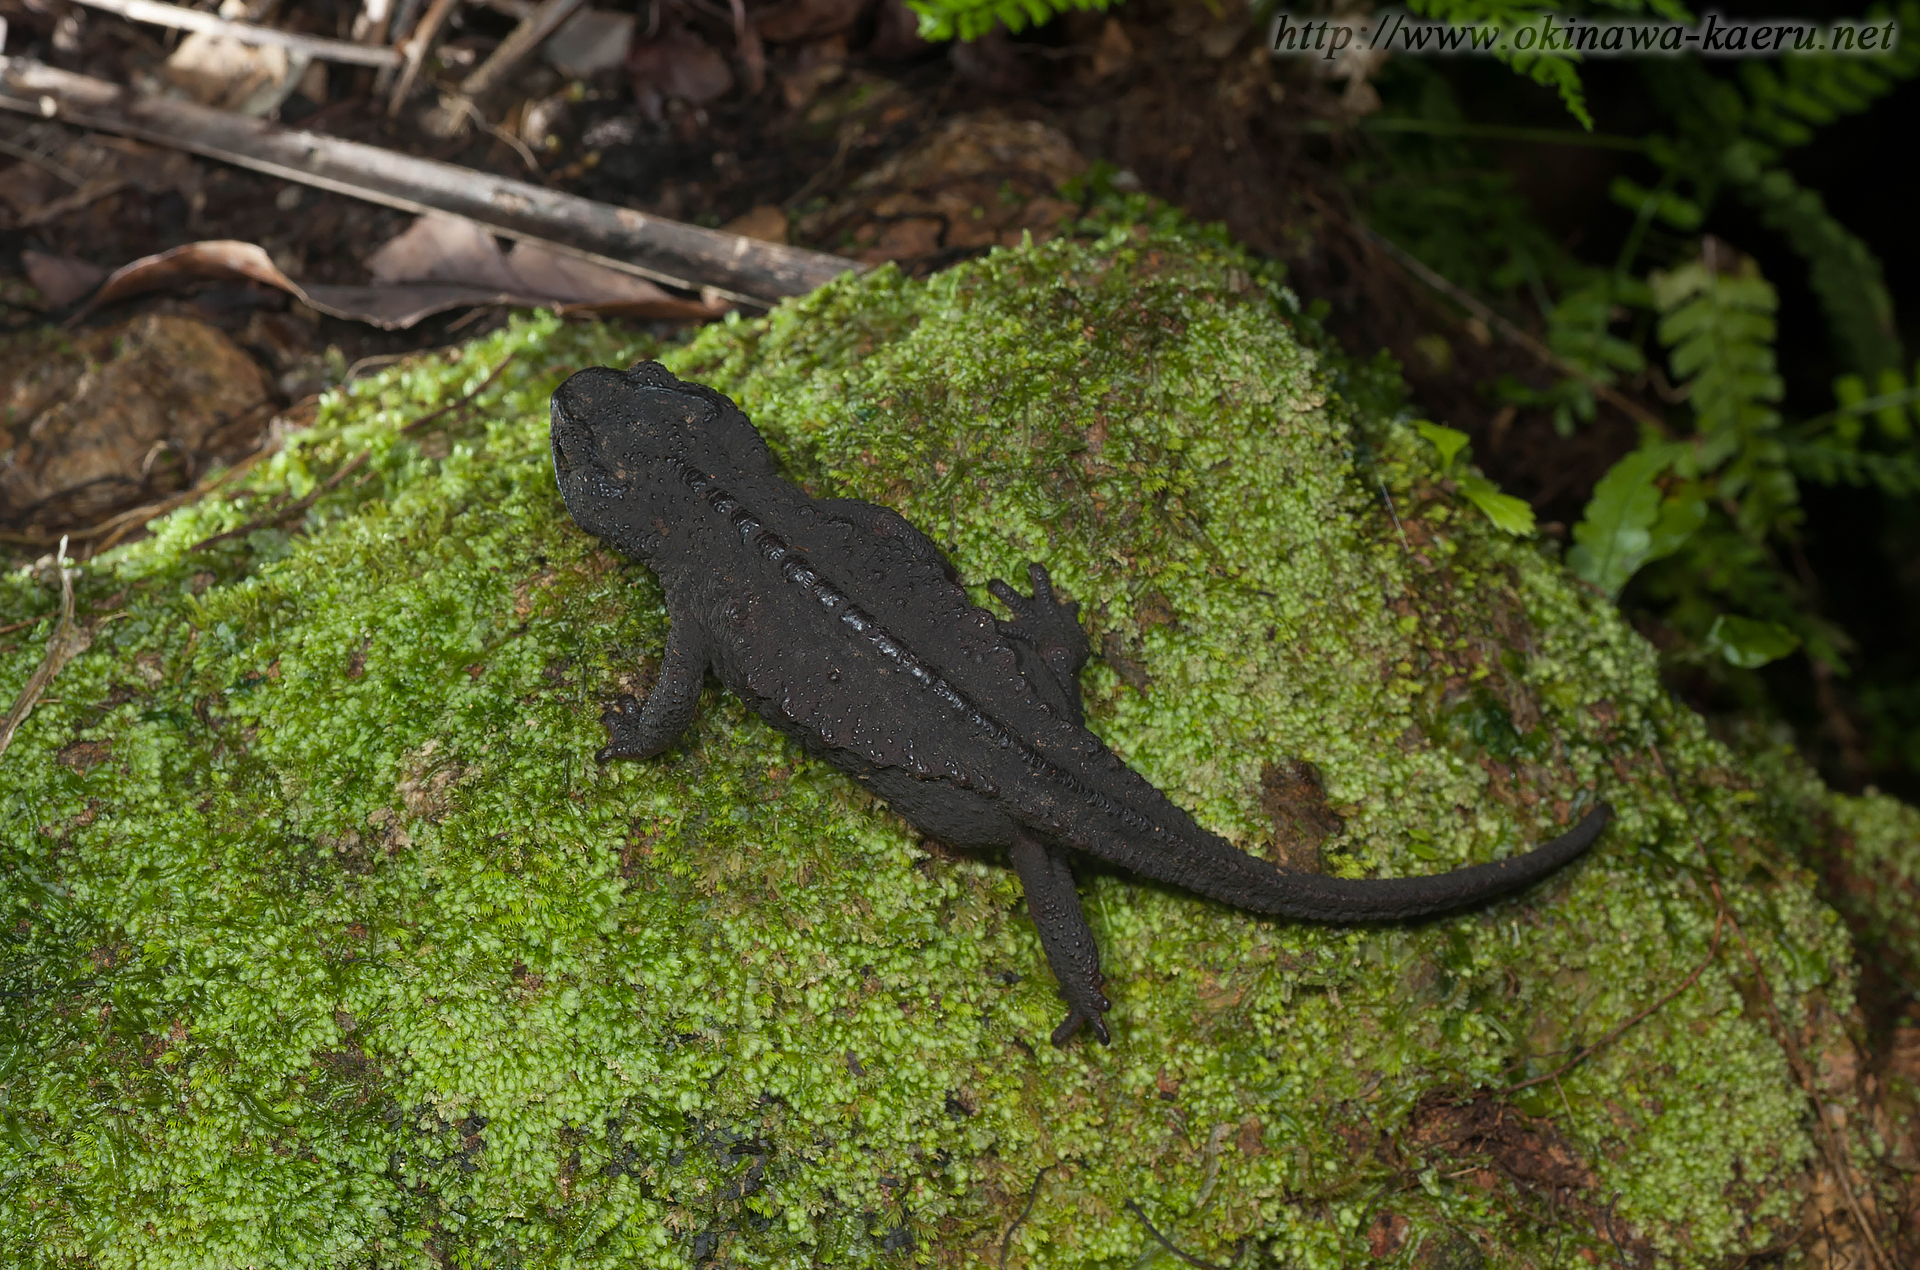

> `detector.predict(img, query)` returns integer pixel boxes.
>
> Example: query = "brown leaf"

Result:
[755,0,870,44]
[20,251,107,309]
[543,8,636,77]
[367,213,729,320]
[81,232,723,331]
[720,205,790,244]
[626,22,734,116]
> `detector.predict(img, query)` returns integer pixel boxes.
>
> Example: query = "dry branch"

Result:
[0,57,859,305]
[385,0,460,116]
[71,0,401,67]
[0,539,93,762]
[459,0,589,103]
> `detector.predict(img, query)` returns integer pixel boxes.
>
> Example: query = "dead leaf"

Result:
[756,0,869,44]
[20,251,108,309]
[720,205,789,244]
[543,8,635,77]
[163,31,300,116]
[80,232,724,332]
[626,21,733,119]
[367,213,730,319]
[366,214,515,289]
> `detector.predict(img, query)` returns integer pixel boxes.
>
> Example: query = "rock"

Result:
[542,7,636,78]
[798,111,1087,265]
[0,313,271,532]
[1,230,1914,1266]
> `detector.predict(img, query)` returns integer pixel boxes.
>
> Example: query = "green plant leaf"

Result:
[1874,366,1912,441]
[1567,443,1686,597]
[1459,475,1536,536]
[1415,420,1471,470]
[1706,614,1801,669]
[1646,483,1708,563]
[1608,176,1703,230]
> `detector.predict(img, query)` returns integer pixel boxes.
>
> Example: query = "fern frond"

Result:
[1406,0,1593,126]
[1652,257,1782,449]
[1651,250,1800,535]
[1722,154,1902,375]
[1784,440,1920,496]
[906,0,1110,41]
[1567,442,1700,598]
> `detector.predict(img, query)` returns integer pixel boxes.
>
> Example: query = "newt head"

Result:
[550,360,774,558]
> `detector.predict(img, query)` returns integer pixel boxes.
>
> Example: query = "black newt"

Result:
[550,361,1611,1045]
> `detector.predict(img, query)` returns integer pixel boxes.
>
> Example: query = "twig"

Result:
[457,0,588,104]
[94,445,276,553]
[0,430,278,551]
[1327,203,1667,434]
[1601,1193,1632,1269]
[13,176,130,229]
[0,56,857,305]
[400,351,516,434]
[0,133,83,185]
[385,0,458,117]
[71,0,399,66]
[1504,907,1724,1094]
[1376,476,1411,554]
[188,449,369,552]
[1123,1200,1231,1270]
[998,1164,1052,1270]
[1648,744,1894,1270]
[432,87,546,176]
[188,352,516,551]
[0,537,94,761]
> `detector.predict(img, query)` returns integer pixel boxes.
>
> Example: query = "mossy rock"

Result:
[3,230,1915,1268]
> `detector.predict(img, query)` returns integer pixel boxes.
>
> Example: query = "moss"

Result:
[0,229,1893,1267]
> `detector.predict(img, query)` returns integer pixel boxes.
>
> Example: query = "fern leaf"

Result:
[1414,421,1535,535]
[1785,440,1920,495]
[1706,614,1801,669]
[1460,476,1537,537]
[1652,256,1784,464]
[1567,442,1693,597]
[1406,0,1593,127]
[1726,159,1902,375]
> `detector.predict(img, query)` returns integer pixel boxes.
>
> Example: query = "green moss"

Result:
[0,230,1892,1267]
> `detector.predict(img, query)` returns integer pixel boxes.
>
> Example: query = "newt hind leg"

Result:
[1010,828,1110,1046]
[989,563,1092,727]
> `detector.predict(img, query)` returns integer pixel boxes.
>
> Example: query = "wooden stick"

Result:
[0,134,84,185]
[459,0,588,102]
[0,537,93,762]
[0,57,860,304]
[70,0,400,67]
[1353,219,1668,433]
[385,0,459,117]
